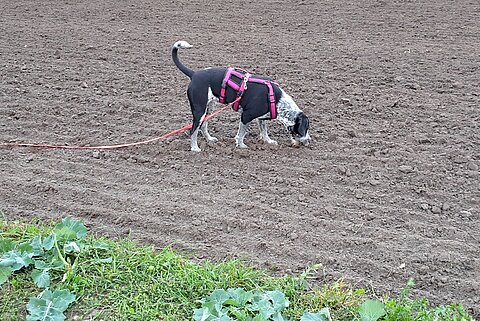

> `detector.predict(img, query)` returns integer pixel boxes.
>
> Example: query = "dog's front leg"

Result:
[235,121,250,149]
[257,119,277,145]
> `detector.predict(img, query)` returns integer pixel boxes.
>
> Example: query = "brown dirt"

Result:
[1,0,479,317]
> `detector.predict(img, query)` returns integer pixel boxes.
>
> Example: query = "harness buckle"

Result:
[243,73,250,91]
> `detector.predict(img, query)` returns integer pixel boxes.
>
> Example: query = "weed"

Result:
[0,219,476,321]
[383,279,473,321]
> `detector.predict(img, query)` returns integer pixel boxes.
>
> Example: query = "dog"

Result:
[172,40,311,152]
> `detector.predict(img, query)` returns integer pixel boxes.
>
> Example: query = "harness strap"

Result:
[219,67,278,119]
[249,78,277,119]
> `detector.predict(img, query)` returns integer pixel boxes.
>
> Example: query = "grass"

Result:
[0,218,475,321]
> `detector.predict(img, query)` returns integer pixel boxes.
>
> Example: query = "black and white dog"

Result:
[172,40,310,152]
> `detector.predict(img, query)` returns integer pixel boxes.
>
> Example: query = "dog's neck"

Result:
[276,89,302,128]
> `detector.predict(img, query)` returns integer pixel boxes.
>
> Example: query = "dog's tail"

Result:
[172,41,195,78]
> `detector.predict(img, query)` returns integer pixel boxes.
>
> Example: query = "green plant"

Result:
[193,288,331,321]
[358,300,385,321]
[26,289,76,321]
[382,279,474,321]
[0,217,105,320]
[1,219,475,321]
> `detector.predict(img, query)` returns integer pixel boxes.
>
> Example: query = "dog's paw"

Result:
[206,136,218,144]
[236,143,249,149]
[265,139,278,145]
[191,146,202,152]
[290,139,301,148]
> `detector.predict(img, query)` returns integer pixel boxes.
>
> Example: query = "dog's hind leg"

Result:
[200,121,218,144]
[190,119,203,152]
[200,88,219,144]
[188,86,209,152]
[257,119,277,145]
[235,120,250,149]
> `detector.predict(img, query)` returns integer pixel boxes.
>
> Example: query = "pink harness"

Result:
[219,67,277,119]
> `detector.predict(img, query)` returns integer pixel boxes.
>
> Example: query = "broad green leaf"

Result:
[43,235,55,251]
[63,241,82,253]
[48,256,65,270]
[50,289,76,311]
[0,265,13,285]
[0,250,34,271]
[34,260,51,270]
[300,309,331,321]
[252,314,269,321]
[267,290,289,312]
[27,297,65,321]
[27,289,76,321]
[227,288,253,306]
[54,217,87,242]
[208,289,230,306]
[0,238,15,254]
[252,298,274,319]
[193,307,213,321]
[30,236,44,256]
[272,312,287,321]
[202,300,222,317]
[17,241,34,253]
[359,300,385,321]
[91,241,109,250]
[31,269,51,288]
[230,308,250,320]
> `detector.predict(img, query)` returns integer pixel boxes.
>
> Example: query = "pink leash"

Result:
[0,103,235,150]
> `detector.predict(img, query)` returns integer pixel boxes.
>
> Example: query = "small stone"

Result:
[442,203,451,211]
[420,203,430,211]
[355,191,363,199]
[325,205,335,215]
[431,205,442,214]
[418,137,432,144]
[460,210,472,218]
[337,166,347,175]
[92,151,101,159]
[365,204,376,212]
[345,168,352,177]
[398,263,406,269]
[468,162,478,171]
[327,134,337,142]
[399,165,413,173]
[451,81,463,89]
[347,130,357,137]
[81,81,88,88]
[369,179,380,186]
[452,156,467,164]
[405,82,420,90]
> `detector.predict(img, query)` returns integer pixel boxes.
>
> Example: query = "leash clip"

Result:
[243,73,251,91]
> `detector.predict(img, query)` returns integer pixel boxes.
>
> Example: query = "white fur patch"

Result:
[276,89,302,128]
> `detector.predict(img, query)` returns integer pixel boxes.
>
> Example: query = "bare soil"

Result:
[1,0,479,316]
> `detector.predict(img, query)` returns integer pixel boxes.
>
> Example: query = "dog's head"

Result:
[289,112,311,146]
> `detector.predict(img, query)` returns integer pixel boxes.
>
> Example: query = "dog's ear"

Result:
[294,112,309,137]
